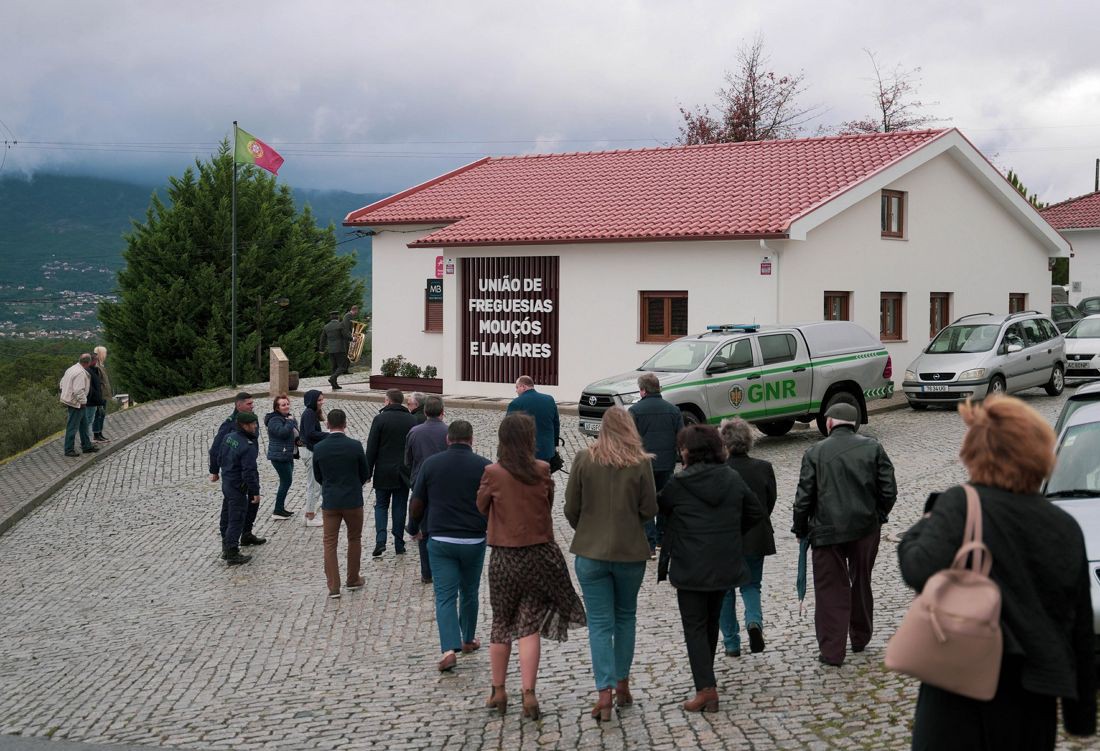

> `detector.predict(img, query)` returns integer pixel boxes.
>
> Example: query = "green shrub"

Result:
[422,365,438,379]
[380,355,405,377]
[397,361,423,378]
[0,382,69,461]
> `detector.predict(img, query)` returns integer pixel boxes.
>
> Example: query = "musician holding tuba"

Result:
[343,304,367,370]
[319,311,347,391]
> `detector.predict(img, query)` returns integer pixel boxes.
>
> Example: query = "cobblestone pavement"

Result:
[0,388,1096,750]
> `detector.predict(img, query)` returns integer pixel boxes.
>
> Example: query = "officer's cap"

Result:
[236,411,259,424]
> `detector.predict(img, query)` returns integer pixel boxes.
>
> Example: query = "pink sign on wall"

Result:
[435,256,444,278]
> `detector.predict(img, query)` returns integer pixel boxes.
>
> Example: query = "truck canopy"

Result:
[788,321,884,358]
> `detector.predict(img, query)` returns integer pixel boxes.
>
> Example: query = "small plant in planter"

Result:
[422,365,438,379]
[398,361,423,378]
[380,355,406,377]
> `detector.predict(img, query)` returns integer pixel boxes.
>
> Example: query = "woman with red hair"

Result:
[897,395,1096,750]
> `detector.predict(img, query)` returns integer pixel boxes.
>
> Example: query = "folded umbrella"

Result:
[796,537,810,617]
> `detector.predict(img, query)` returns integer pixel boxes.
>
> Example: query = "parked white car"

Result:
[1064,314,1100,384]
[1045,401,1100,658]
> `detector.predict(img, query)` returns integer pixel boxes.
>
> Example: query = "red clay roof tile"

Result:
[1042,191,1100,230]
[345,129,949,246]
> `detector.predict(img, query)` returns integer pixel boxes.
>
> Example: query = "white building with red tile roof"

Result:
[1042,191,1100,305]
[346,128,1068,401]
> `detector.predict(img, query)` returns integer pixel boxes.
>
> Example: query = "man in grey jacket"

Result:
[792,402,897,666]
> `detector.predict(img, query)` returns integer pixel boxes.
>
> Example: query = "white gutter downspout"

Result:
[760,239,781,323]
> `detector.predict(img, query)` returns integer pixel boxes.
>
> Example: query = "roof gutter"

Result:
[408,232,790,248]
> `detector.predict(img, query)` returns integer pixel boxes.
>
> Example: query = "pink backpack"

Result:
[885,484,1003,701]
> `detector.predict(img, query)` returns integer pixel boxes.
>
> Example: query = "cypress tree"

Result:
[99,143,364,401]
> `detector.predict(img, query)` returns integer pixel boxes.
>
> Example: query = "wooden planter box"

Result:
[368,375,444,394]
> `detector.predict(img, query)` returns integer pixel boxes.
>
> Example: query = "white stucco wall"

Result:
[780,151,1057,382]
[369,224,446,375]
[371,237,777,401]
[1066,229,1100,304]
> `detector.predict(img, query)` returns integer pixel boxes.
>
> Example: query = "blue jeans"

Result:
[374,486,409,550]
[720,554,765,651]
[427,539,486,652]
[271,460,293,514]
[574,555,646,690]
[92,405,106,435]
[64,406,93,453]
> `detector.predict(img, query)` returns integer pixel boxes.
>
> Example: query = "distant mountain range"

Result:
[0,173,385,335]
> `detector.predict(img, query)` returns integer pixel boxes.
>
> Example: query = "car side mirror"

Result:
[705,362,727,375]
[1006,343,1023,354]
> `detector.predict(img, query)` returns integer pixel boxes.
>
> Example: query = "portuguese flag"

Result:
[234,127,284,175]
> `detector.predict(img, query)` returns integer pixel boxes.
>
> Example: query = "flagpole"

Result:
[231,120,238,388]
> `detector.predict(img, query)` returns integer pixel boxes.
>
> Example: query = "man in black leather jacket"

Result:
[792,402,897,666]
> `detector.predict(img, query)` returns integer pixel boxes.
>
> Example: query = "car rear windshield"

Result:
[1080,299,1100,314]
[926,324,1000,354]
[1066,319,1100,338]
[1047,421,1100,495]
[639,341,718,372]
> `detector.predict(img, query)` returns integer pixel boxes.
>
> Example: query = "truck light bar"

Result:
[706,324,759,333]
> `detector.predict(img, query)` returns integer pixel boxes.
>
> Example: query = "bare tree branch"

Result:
[838,50,944,134]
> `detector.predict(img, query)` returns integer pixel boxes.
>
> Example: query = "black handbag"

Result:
[549,451,565,474]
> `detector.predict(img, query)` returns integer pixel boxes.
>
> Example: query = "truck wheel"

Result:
[680,409,702,427]
[757,420,794,437]
[816,391,861,436]
[1045,364,1065,396]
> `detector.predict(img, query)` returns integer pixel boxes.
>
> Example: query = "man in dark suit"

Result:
[318,311,347,391]
[365,389,418,558]
[311,408,369,599]
[630,372,684,556]
[506,375,560,461]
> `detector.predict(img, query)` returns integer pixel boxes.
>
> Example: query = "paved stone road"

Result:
[0,388,1095,750]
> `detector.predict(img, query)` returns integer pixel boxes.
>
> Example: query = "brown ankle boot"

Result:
[521,688,540,720]
[485,685,507,715]
[614,678,633,707]
[590,688,613,722]
[683,686,719,713]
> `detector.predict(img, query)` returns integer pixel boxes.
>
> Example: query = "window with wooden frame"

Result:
[881,190,905,238]
[1008,293,1027,314]
[929,292,951,338]
[823,291,851,321]
[424,279,443,332]
[880,292,904,341]
[639,291,688,343]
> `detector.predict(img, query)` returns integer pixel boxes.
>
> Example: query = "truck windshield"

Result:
[639,341,718,372]
[926,324,1000,354]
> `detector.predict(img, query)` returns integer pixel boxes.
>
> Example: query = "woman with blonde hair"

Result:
[91,345,112,442]
[477,413,586,721]
[565,406,658,722]
[898,395,1096,750]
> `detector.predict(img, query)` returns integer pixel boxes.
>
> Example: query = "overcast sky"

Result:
[2,0,1098,203]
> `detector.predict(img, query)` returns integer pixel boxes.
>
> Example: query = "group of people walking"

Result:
[59,347,113,456]
[203,371,1097,748]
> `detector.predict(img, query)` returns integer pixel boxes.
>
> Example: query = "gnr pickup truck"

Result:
[578,322,894,437]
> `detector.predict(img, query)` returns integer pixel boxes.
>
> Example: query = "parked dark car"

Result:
[1078,297,1100,315]
[1053,303,1084,333]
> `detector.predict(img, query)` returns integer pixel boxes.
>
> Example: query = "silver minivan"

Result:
[902,311,1065,409]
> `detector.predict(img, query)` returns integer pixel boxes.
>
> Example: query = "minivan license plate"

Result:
[1068,361,1091,369]
[922,385,949,392]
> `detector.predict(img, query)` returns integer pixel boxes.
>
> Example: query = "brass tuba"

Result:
[347,320,368,363]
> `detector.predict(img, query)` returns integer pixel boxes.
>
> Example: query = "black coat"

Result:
[658,462,765,591]
[311,432,369,510]
[299,390,328,451]
[792,425,897,546]
[630,394,683,472]
[727,454,776,556]
[85,365,106,407]
[365,403,417,490]
[898,484,1096,737]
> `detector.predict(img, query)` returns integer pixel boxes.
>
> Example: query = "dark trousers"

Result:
[322,507,363,594]
[427,539,486,652]
[811,526,880,664]
[64,405,93,453]
[221,491,258,547]
[374,486,409,550]
[676,588,725,691]
[328,352,344,383]
[644,469,673,548]
[418,536,432,579]
[271,460,293,514]
[911,658,1056,751]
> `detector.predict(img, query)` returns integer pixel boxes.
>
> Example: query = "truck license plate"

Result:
[580,420,602,433]
[922,385,949,392]
[1068,361,1091,369]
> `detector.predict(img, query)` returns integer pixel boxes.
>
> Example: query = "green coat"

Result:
[564,449,657,562]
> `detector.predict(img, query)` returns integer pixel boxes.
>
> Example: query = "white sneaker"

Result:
[305,516,324,527]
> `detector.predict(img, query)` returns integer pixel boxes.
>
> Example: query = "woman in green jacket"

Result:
[565,406,658,722]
